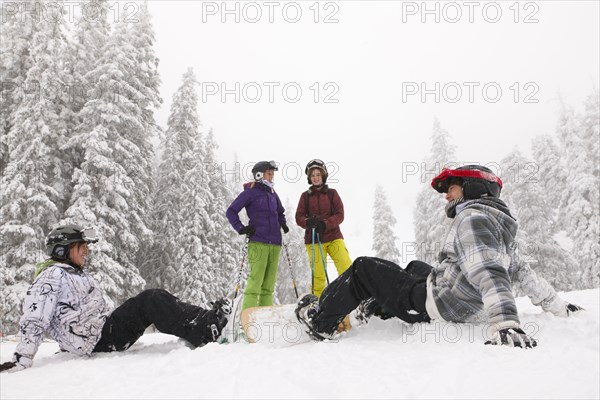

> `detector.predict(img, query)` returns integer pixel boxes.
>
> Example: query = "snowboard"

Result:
[240,304,352,346]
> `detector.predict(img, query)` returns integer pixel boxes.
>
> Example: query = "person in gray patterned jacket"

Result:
[0,225,232,372]
[296,165,583,348]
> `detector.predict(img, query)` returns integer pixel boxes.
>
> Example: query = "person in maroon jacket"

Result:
[295,159,352,298]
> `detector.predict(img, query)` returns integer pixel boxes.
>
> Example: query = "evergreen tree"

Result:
[372,185,400,263]
[179,132,213,306]
[65,0,111,168]
[144,68,200,293]
[0,0,36,172]
[60,11,152,307]
[500,149,578,291]
[204,130,239,299]
[559,91,600,288]
[413,118,456,264]
[0,0,73,333]
[124,1,162,272]
[531,134,565,214]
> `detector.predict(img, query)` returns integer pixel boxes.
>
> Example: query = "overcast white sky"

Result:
[146,0,599,260]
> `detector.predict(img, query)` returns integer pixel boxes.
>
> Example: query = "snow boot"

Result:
[295,294,334,341]
[209,298,233,341]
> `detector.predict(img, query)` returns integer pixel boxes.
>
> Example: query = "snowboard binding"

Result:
[295,294,333,341]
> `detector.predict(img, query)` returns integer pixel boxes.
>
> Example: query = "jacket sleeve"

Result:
[509,251,568,317]
[276,194,286,227]
[295,192,307,229]
[226,191,249,233]
[454,212,520,328]
[13,267,64,369]
[324,189,345,229]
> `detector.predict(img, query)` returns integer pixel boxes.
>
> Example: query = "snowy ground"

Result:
[1,289,599,399]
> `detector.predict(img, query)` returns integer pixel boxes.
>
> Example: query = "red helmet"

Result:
[431,165,502,199]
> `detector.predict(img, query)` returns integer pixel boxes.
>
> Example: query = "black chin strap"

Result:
[445,197,465,218]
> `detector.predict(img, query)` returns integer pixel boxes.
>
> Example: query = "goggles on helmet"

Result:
[431,168,502,193]
[305,159,326,174]
[63,227,99,243]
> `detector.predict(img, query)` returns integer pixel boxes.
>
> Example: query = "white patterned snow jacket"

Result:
[428,198,567,330]
[12,262,109,369]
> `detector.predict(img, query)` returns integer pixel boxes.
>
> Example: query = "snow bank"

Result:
[1,289,598,399]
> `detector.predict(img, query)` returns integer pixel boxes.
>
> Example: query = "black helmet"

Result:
[251,160,278,181]
[305,159,328,185]
[431,165,502,199]
[46,225,99,259]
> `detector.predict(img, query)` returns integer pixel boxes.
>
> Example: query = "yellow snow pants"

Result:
[306,239,352,298]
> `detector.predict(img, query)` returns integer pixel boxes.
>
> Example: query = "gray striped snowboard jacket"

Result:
[428,198,567,330]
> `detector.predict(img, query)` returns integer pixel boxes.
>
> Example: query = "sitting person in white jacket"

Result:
[1,225,232,372]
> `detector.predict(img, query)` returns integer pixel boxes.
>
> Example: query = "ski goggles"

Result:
[431,168,502,193]
[305,159,326,174]
[64,227,99,243]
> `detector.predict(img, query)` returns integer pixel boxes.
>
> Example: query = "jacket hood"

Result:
[457,197,518,244]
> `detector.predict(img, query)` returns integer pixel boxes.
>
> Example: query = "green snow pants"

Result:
[242,241,281,310]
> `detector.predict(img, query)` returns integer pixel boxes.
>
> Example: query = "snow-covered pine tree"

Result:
[531,134,565,212]
[60,11,151,308]
[0,0,36,172]
[413,118,456,264]
[95,13,159,279]
[204,130,239,299]
[65,0,111,169]
[124,1,162,272]
[179,131,214,306]
[143,68,200,293]
[500,149,578,291]
[559,91,600,288]
[275,198,310,304]
[372,185,400,263]
[0,0,73,333]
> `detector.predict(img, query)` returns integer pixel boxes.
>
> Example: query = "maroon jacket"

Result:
[295,185,345,244]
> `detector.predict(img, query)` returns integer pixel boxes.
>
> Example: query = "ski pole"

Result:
[282,237,299,299]
[234,236,250,299]
[311,227,316,295]
[317,233,330,285]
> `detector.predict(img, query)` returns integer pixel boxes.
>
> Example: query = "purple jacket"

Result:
[226,181,287,245]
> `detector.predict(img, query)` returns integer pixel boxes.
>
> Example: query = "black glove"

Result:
[485,327,537,349]
[0,362,16,372]
[281,224,289,234]
[315,220,326,234]
[306,216,319,230]
[566,303,584,315]
[239,225,255,236]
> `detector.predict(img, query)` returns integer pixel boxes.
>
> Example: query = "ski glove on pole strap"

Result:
[485,327,537,349]
[306,217,326,234]
[281,224,289,234]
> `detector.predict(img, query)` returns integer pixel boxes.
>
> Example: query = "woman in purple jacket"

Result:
[226,161,288,310]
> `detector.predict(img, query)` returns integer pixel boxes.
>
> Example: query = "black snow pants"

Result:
[313,257,433,335]
[93,289,219,352]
